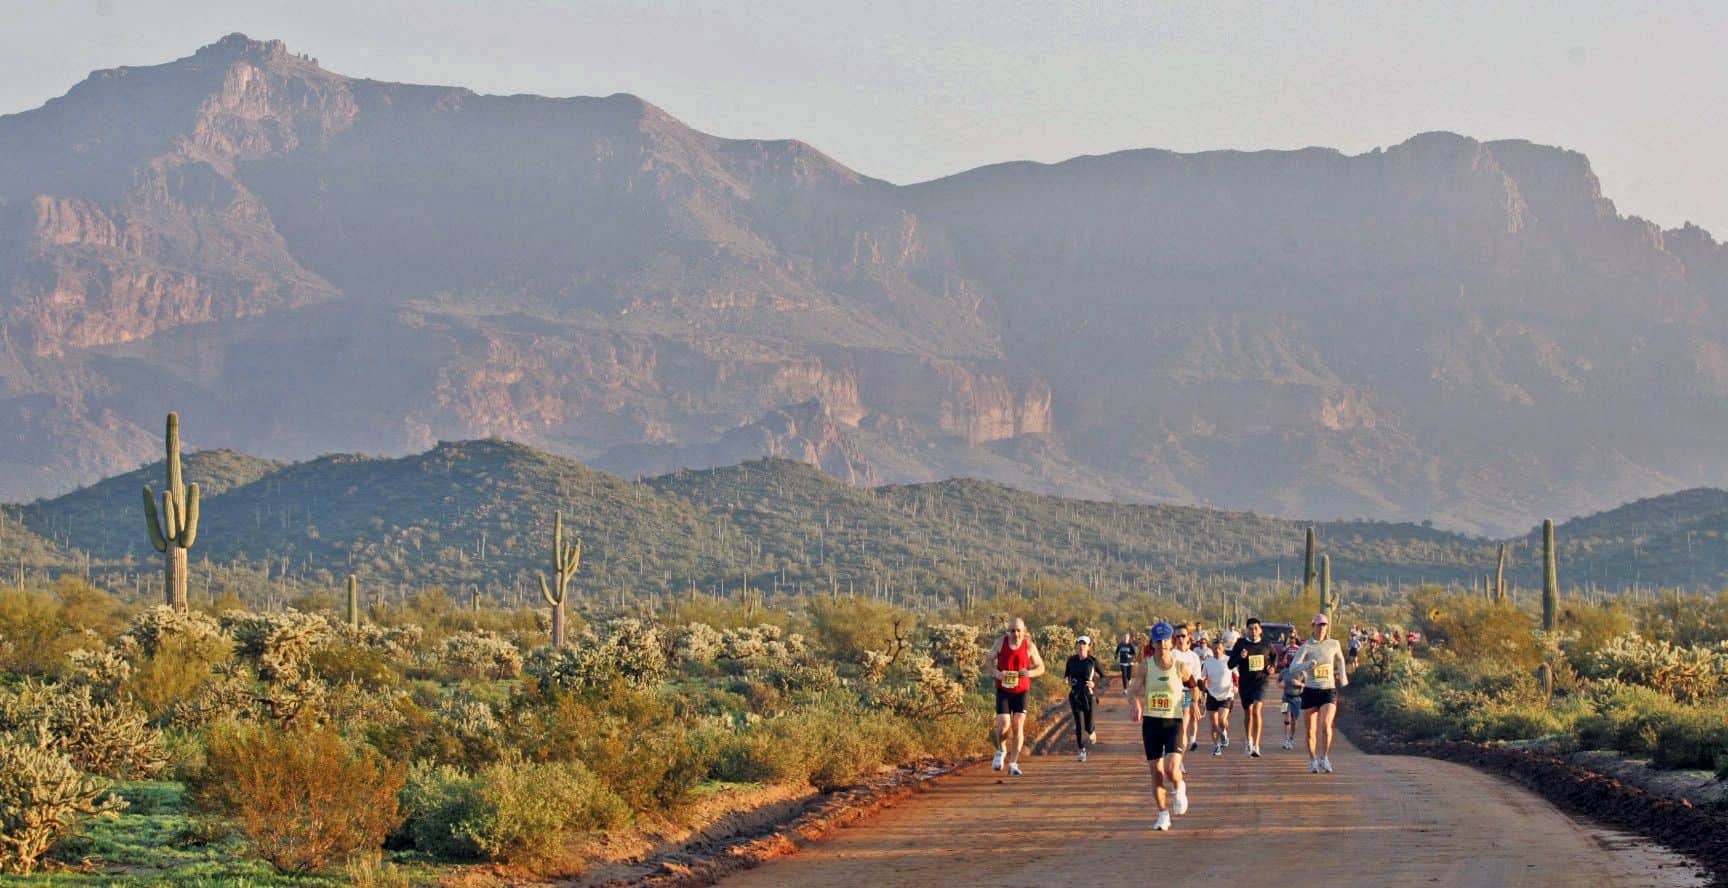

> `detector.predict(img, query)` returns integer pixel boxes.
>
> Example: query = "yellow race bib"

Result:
[999,670,1020,686]
[1314,663,1333,682]
[1247,654,1265,672]
[1148,692,1173,714]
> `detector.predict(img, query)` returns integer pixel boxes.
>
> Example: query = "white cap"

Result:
[1076,635,1092,645]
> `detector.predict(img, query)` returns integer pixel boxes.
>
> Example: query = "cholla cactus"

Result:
[877,654,968,719]
[220,610,333,685]
[1587,634,1727,703]
[141,413,200,612]
[0,727,126,874]
[671,622,723,665]
[1034,625,1075,659]
[63,647,132,701]
[0,681,166,780]
[526,618,666,690]
[442,630,524,680]
[926,624,984,676]
[121,606,225,660]
[859,650,892,683]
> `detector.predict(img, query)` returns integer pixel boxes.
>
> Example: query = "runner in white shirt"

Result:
[1173,624,1205,752]
[1287,613,1350,773]
[1200,637,1236,755]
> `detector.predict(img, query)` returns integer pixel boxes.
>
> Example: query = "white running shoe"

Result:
[1246,743,1256,757]
[1211,743,1222,756]
[1282,738,1295,750]
[1221,733,1230,747]
[1320,756,1334,774]
[1173,785,1189,815]
[1009,762,1023,776]
[1078,749,1088,763]
[1153,811,1172,831]
[1308,758,1321,773]
[992,750,1005,770]
[1188,740,1198,752]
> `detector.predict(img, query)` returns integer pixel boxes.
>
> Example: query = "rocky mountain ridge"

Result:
[4,35,1727,535]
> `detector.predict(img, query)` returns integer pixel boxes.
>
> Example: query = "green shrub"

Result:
[451,757,627,866]
[398,762,481,859]
[1649,703,1728,774]
[512,686,711,814]
[188,722,405,872]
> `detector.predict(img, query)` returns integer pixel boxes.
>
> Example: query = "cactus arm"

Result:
[539,573,561,607]
[178,483,200,548]
[562,537,582,576]
[165,413,182,495]
[143,487,169,552]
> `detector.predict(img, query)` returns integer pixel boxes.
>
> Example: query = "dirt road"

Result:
[721,690,1706,887]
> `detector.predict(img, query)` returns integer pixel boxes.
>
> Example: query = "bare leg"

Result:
[1008,712,1026,764]
[994,713,1011,753]
[1246,702,1263,748]
[1304,708,1319,758]
[1150,761,1167,810]
[1319,703,1338,758]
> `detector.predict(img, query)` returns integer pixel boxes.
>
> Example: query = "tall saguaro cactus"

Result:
[142,413,200,613]
[538,512,582,649]
[1494,543,1508,604]
[347,575,361,629]
[1319,553,1333,614]
[1541,518,1559,631]
[1302,527,1318,601]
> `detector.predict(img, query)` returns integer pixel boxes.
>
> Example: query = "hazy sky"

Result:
[4,0,1725,234]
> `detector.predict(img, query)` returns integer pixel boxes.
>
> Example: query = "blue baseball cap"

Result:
[1149,621,1175,642]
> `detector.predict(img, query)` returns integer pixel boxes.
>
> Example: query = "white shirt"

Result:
[1201,656,1235,698]
[1176,648,1203,682]
[1222,630,1242,649]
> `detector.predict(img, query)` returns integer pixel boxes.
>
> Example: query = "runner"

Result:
[989,618,1046,776]
[1114,632,1138,689]
[1174,624,1205,752]
[1222,623,1242,650]
[1286,613,1349,773]
[1227,617,1277,757]
[1065,635,1106,762]
[1126,621,1195,831]
[1278,635,1305,751]
[1200,637,1235,755]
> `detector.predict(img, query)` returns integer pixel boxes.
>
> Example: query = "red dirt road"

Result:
[721,691,1706,887]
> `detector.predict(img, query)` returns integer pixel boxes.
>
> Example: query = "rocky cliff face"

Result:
[5,35,1728,534]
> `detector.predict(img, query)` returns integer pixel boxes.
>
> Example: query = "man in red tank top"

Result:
[989,617,1046,776]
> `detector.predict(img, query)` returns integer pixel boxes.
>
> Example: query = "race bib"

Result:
[1280,702,1289,713]
[1247,654,1265,672]
[1148,692,1174,715]
[999,670,1020,686]
[1314,663,1333,682]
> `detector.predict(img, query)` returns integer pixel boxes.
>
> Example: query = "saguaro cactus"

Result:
[1319,553,1333,614]
[1494,543,1508,604]
[1541,518,1559,631]
[1303,527,1318,601]
[142,413,200,613]
[538,512,582,649]
[346,575,360,629]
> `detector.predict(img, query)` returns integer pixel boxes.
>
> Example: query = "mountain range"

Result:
[5,34,1728,535]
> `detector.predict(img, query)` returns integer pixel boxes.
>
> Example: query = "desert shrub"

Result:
[858,650,892,683]
[1034,625,1076,662]
[397,762,481,859]
[926,623,984,676]
[0,728,126,874]
[1360,684,1446,739]
[439,756,627,866]
[220,610,333,684]
[526,618,667,690]
[806,596,915,662]
[119,610,232,720]
[0,681,167,779]
[1459,702,1572,742]
[763,659,844,697]
[188,722,405,872]
[1573,682,1685,756]
[876,655,969,720]
[1408,593,1541,669]
[512,686,710,814]
[1648,702,1728,774]
[441,630,523,680]
[671,622,722,665]
[1432,658,1545,706]
[309,639,399,690]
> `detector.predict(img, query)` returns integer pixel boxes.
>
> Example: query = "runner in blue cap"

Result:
[1126,621,1197,831]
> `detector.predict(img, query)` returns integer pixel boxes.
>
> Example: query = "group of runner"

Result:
[986,612,1349,831]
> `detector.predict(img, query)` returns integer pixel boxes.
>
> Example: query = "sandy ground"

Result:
[721,688,1707,888]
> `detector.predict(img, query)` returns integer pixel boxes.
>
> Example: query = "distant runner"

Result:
[1226,617,1277,757]
[1287,614,1349,773]
[1174,624,1204,752]
[989,618,1046,776]
[1278,635,1305,751]
[1066,636,1106,762]
[1201,637,1235,755]
[1127,621,1195,831]
[1114,633,1138,689]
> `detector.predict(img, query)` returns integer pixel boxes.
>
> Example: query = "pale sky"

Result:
[4,0,1725,236]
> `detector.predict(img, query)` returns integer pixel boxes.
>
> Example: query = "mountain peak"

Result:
[191,33,296,66]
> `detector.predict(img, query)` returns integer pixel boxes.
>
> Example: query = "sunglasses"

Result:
[1175,633,1190,639]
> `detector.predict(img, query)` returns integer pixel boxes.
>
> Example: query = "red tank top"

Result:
[995,637,1032,693]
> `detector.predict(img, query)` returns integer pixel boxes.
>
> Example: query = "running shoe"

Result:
[1173,785,1189,815]
[1249,744,1261,758]
[1308,758,1321,773]
[1282,737,1295,750]
[1078,749,1088,763]
[1221,732,1230,748]
[1009,762,1023,776]
[1211,743,1222,756]
[1153,811,1172,831]
[1188,740,1198,752]
[1319,756,1334,774]
[992,750,1005,770]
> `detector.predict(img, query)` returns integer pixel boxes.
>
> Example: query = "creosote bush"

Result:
[188,722,405,873]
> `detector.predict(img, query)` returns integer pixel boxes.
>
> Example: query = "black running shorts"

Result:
[995,687,1029,715]
[1141,716,1184,759]
[1205,692,1233,712]
[1239,679,1268,704]
[1300,687,1337,709]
